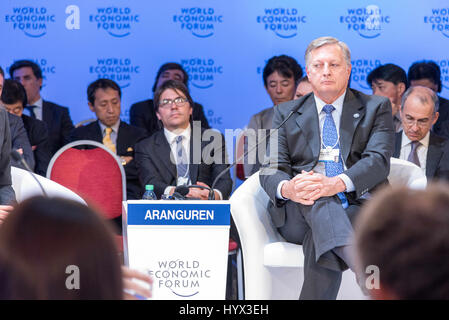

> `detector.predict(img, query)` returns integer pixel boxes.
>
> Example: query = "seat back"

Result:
[47,140,126,219]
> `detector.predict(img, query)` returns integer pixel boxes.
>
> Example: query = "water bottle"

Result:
[142,184,157,200]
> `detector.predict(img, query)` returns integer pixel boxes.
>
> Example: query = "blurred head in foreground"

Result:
[355,183,449,299]
[0,196,123,299]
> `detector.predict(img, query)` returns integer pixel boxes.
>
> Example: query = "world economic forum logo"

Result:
[4,7,55,38]
[149,260,211,298]
[436,59,449,90]
[173,8,223,38]
[181,58,223,89]
[89,58,140,89]
[256,8,306,39]
[340,5,390,39]
[424,9,449,38]
[89,7,139,37]
[351,59,382,90]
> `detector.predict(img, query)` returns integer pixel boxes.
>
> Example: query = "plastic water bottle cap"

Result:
[145,185,154,191]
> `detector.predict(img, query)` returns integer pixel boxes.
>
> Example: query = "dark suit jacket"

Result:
[70,120,148,200]
[433,96,449,139]
[8,113,35,171]
[134,128,232,200]
[129,99,210,137]
[42,100,74,156]
[260,89,395,227]
[0,109,16,204]
[393,131,449,181]
[22,114,51,176]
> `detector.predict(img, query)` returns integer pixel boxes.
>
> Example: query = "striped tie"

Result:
[176,135,189,179]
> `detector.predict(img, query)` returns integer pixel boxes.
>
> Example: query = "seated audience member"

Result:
[0,68,16,216]
[355,183,449,299]
[367,63,407,132]
[0,67,34,171]
[135,80,232,200]
[393,86,449,181]
[245,55,303,177]
[9,60,74,156]
[295,76,313,99]
[130,62,210,136]
[0,196,152,299]
[1,79,50,176]
[70,79,148,202]
[408,60,449,138]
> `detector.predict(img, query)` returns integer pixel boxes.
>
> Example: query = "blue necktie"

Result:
[175,135,189,180]
[322,105,348,209]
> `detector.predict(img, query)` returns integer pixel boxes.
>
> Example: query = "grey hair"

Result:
[304,36,351,67]
[401,86,439,114]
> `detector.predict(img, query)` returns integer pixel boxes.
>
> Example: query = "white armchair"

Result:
[229,158,427,300]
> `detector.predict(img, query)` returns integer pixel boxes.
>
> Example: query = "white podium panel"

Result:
[122,200,230,300]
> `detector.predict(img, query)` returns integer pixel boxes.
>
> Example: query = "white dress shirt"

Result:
[25,97,43,120]
[399,130,429,174]
[276,91,355,199]
[162,125,223,199]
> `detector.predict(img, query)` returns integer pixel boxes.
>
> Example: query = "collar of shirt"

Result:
[25,97,43,119]
[401,130,430,149]
[99,119,120,135]
[164,124,191,146]
[313,91,347,118]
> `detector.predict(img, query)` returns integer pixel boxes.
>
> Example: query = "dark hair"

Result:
[367,63,407,88]
[355,183,449,299]
[87,78,121,105]
[0,196,123,299]
[408,60,442,93]
[152,63,189,93]
[263,55,303,86]
[298,75,309,84]
[153,79,194,113]
[9,60,43,80]
[1,79,27,108]
[0,66,4,78]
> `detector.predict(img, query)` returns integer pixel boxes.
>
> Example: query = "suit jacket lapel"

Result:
[339,90,365,162]
[42,100,51,127]
[116,121,128,154]
[393,132,402,158]
[92,121,104,143]
[426,133,443,178]
[295,95,320,159]
[189,131,199,183]
[153,131,177,181]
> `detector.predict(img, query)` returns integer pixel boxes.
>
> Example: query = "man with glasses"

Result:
[70,79,148,209]
[393,86,449,181]
[135,80,231,200]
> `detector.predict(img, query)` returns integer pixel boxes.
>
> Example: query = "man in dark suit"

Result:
[1,79,50,176]
[259,37,394,299]
[408,60,449,138]
[130,62,210,137]
[9,60,74,156]
[70,79,148,202]
[135,80,232,200]
[393,86,449,181]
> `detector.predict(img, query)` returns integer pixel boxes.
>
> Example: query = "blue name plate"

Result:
[126,201,230,226]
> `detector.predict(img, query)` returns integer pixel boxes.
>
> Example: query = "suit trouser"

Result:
[276,196,360,300]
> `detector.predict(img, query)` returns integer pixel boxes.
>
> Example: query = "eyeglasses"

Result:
[403,116,432,128]
[160,97,188,109]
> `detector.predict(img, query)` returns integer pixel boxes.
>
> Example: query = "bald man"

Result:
[393,86,449,181]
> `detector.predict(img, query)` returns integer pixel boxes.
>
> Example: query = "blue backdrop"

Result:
[2,0,449,143]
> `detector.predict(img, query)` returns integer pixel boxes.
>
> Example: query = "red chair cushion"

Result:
[50,147,123,219]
